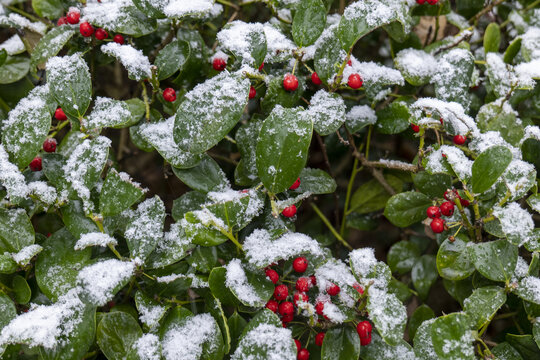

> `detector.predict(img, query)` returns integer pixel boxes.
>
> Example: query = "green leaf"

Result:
[515,276,540,305]
[261,75,306,114]
[492,342,523,360]
[83,97,132,130]
[476,104,524,146]
[204,295,231,354]
[186,246,218,273]
[463,286,506,329]
[294,168,337,195]
[384,191,432,227]
[226,259,274,308]
[437,236,475,280]
[171,191,207,221]
[2,85,51,168]
[412,255,438,299]
[484,23,501,54]
[314,26,343,85]
[134,290,170,329]
[320,326,360,360]
[227,312,247,351]
[363,332,416,360]
[0,292,16,329]
[62,200,99,239]
[431,313,475,360]
[409,305,435,340]
[411,0,451,15]
[30,26,75,69]
[522,138,540,171]
[32,0,63,19]
[172,155,229,193]
[156,39,190,80]
[0,56,30,84]
[209,267,240,306]
[97,312,142,360]
[506,334,540,360]
[387,240,420,274]
[309,90,346,136]
[174,72,249,154]
[292,0,326,47]
[85,2,156,37]
[35,228,92,301]
[471,146,512,194]
[412,172,452,199]
[0,253,17,274]
[146,223,194,269]
[234,121,261,186]
[256,106,312,194]
[218,22,266,67]
[183,211,229,247]
[100,169,145,216]
[367,289,407,345]
[0,49,6,67]
[47,54,92,119]
[468,239,518,282]
[11,275,30,304]
[376,101,410,134]
[413,318,436,360]
[434,49,474,107]
[350,175,402,214]
[504,38,522,64]
[0,208,35,253]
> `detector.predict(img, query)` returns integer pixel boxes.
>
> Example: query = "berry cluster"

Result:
[58,9,124,44]
[284,62,363,92]
[427,189,470,233]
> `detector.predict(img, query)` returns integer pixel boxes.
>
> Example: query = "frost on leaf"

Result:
[0,144,28,202]
[395,49,437,86]
[28,181,57,205]
[83,97,132,130]
[83,0,156,36]
[432,49,474,110]
[133,333,161,360]
[493,202,534,246]
[74,232,118,250]
[411,98,477,136]
[349,247,390,290]
[341,59,404,100]
[161,0,215,18]
[0,12,46,34]
[101,43,152,81]
[367,287,407,345]
[516,276,540,305]
[217,21,266,66]
[232,323,296,360]
[146,222,194,269]
[502,159,536,201]
[0,35,24,56]
[345,105,377,133]
[315,259,358,308]
[135,291,170,329]
[77,259,135,306]
[307,89,346,136]
[263,23,295,63]
[11,244,42,266]
[363,333,417,360]
[225,259,264,307]
[425,145,473,181]
[243,229,324,267]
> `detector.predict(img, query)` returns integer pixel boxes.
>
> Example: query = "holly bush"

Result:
[0,0,539,359]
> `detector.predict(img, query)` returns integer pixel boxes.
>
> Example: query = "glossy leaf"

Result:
[412,255,438,299]
[156,39,190,80]
[471,146,512,194]
[384,191,432,228]
[292,0,326,46]
[320,326,360,360]
[431,313,475,360]
[437,236,475,280]
[468,239,518,282]
[100,169,145,216]
[30,26,75,69]
[463,286,506,329]
[172,155,229,193]
[97,312,142,360]
[350,175,402,214]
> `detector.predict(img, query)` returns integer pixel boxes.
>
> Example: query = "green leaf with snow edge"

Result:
[293,168,337,195]
[174,72,250,154]
[146,223,195,269]
[62,200,100,239]
[413,318,437,360]
[135,291,170,329]
[314,25,344,85]
[516,276,540,305]
[97,311,142,360]
[209,267,240,306]
[0,208,34,253]
[468,239,518,282]
[430,313,475,360]
[12,244,42,266]
[217,21,266,67]
[256,106,313,195]
[203,294,232,354]
[308,89,346,136]
[363,332,416,360]
[234,121,260,186]
[436,236,475,281]
[0,56,30,84]
[292,0,326,47]
[47,54,92,120]
[433,49,474,109]
[183,211,229,247]
[463,286,506,329]
[100,169,145,216]
[101,43,151,82]
[493,202,535,246]
[367,288,407,346]
[172,155,230,193]
[384,191,431,228]
[30,26,75,69]
[528,194,540,213]
[2,85,51,168]
[395,48,436,86]
[491,342,523,360]
[83,97,132,131]
[320,326,360,360]
[83,1,156,37]
[471,146,512,194]
[502,160,536,202]
[225,259,274,308]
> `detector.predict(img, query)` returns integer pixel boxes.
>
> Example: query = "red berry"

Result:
[113,34,125,44]
[347,59,352,66]
[289,178,300,190]
[43,138,57,153]
[440,117,444,124]
[430,218,445,233]
[315,301,325,315]
[327,283,340,296]
[348,73,363,89]
[444,189,456,201]
[282,205,297,218]
[294,339,301,352]
[311,72,322,85]
[249,86,256,99]
[411,124,420,133]
[310,276,317,286]
[274,284,288,301]
[79,22,94,37]
[259,62,264,71]
[66,9,80,24]
[426,206,441,219]
[266,300,278,313]
[55,108,67,121]
[315,332,325,346]
[356,321,373,338]
[296,277,309,292]
[163,88,176,102]
[353,283,364,295]
[460,199,470,207]
[29,156,42,172]
[282,313,294,324]
[213,57,227,71]
[453,135,466,145]
[298,348,309,360]
[265,269,279,284]
[283,74,299,91]
[95,28,108,40]
[440,201,454,216]
[293,292,309,306]
[416,0,426,3]
[360,334,372,346]
[279,301,294,317]
[427,0,438,4]
[57,17,67,26]
[292,257,308,273]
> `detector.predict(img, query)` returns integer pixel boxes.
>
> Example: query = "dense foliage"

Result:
[0,0,538,359]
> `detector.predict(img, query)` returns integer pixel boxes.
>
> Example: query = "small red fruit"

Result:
[163,88,176,102]
[315,332,325,346]
[311,72,322,85]
[289,178,300,190]
[453,135,466,145]
[79,22,94,37]
[298,348,310,360]
[444,189,456,201]
[282,313,294,323]
[266,300,278,313]
[43,138,57,153]
[310,275,317,286]
[29,156,42,172]
[66,9,80,24]
[296,277,309,292]
[283,74,299,91]
[55,107,67,121]
[347,59,352,66]
[282,205,297,218]
[57,17,67,26]
[460,199,470,207]
[440,201,454,216]
[427,0,438,4]
[315,301,325,315]
[212,57,227,71]
[292,257,308,273]
[427,206,441,219]
[356,321,372,338]
[265,268,279,284]
[327,283,341,296]
[274,284,288,301]
[430,218,445,233]
[293,292,309,306]
[353,283,364,295]
[249,86,256,99]
[279,301,294,316]
[348,73,363,89]
[113,34,125,44]
[294,339,301,352]
[360,334,372,346]
[411,124,420,133]
[95,28,108,40]
[258,62,264,71]
[416,0,426,3]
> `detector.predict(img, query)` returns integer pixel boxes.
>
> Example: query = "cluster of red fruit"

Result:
[281,177,301,218]
[427,189,470,233]
[57,9,124,44]
[285,61,363,91]
[410,121,467,146]
[28,107,68,172]
[416,0,439,4]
